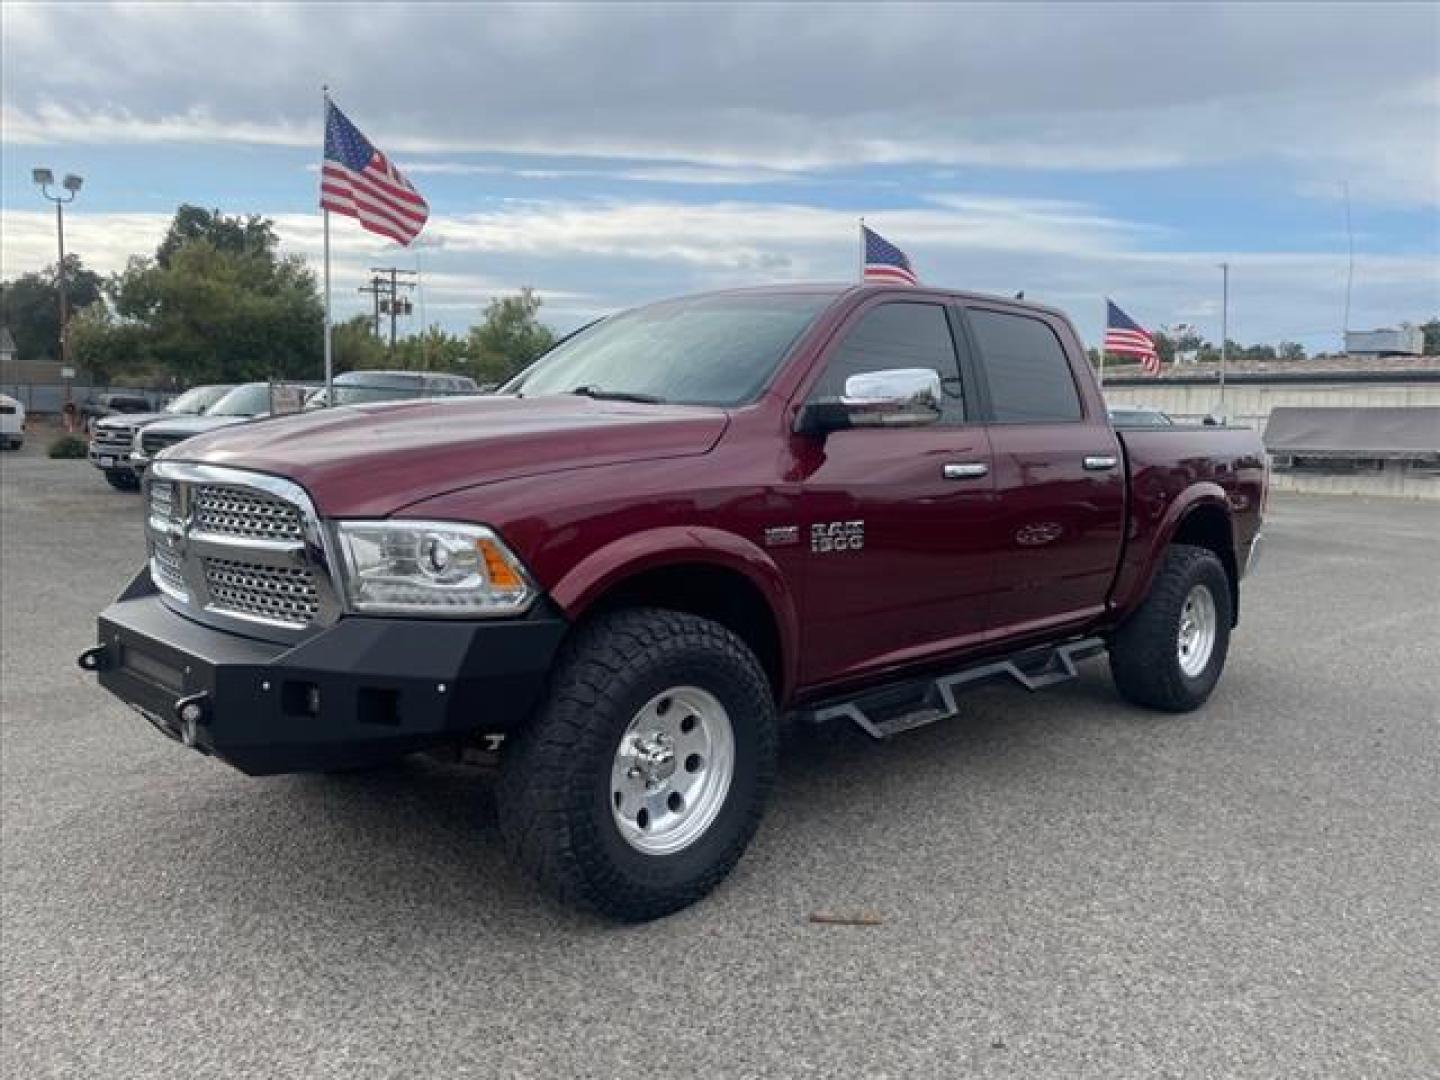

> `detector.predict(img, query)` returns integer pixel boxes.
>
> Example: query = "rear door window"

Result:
[966,308,1083,423]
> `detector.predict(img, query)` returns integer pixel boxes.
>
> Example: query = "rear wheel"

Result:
[1110,543,1232,712]
[104,470,140,492]
[498,607,777,921]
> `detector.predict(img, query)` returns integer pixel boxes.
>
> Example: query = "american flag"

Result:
[320,100,429,246]
[1104,299,1161,375]
[862,224,918,285]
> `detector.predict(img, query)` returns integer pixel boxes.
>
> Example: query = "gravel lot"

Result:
[3,451,1438,1079]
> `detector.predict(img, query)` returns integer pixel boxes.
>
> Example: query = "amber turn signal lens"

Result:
[478,538,525,591]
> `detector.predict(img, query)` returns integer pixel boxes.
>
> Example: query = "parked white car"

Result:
[0,394,25,450]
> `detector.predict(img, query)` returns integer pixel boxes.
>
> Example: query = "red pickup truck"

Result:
[81,285,1266,920]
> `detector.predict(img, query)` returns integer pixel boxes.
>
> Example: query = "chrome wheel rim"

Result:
[610,686,735,856]
[1177,583,1218,678]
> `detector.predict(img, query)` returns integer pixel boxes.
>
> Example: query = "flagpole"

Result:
[1098,299,1106,388]
[322,86,334,405]
[858,217,865,281]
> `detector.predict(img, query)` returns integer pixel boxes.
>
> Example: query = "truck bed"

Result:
[1111,425,1267,614]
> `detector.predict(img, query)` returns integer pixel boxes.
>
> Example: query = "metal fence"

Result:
[0,384,171,415]
[2,378,488,418]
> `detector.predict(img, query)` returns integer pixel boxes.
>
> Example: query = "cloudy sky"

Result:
[3,1,1436,350]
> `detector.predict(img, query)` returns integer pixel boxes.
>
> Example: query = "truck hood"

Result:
[169,395,730,516]
[147,415,256,439]
[96,411,172,430]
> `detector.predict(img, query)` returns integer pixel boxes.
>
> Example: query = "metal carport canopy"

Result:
[1263,406,1440,458]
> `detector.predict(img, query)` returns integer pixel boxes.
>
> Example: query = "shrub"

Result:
[48,435,87,459]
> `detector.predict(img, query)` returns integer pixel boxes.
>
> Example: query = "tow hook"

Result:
[77,645,111,673]
[173,692,210,748]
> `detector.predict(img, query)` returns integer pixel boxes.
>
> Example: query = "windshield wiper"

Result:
[568,385,666,404]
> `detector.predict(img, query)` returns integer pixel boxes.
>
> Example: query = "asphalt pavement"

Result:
[2,450,1437,1079]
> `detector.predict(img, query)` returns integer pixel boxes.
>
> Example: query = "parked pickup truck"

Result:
[89,384,233,491]
[81,285,1266,920]
[128,382,297,476]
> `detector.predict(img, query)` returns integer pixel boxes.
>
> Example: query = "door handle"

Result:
[943,462,989,480]
[1083,455,1118,471]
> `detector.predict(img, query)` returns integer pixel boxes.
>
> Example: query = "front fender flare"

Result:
[547,525,801,700]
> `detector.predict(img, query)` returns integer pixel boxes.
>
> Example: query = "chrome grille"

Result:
[203,558,320,626]
[93,425,136,451]
[148,480,179,524]
[145,464,337,639]
[193,486,303,542]
[150,543,188,598]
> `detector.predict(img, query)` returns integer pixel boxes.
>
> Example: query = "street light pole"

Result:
[55,198,68,362]
[32,168,84,393]
[1218,261,1229,417]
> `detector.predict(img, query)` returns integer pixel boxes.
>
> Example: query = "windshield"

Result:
[506,291,835,406]
[331,384,426,406]
[206,383,272,417]
[305,374,426,409]
[165,385,230,415]
[1110,409,1171,426]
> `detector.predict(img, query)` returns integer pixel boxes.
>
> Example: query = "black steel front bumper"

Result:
[80,575,568,775]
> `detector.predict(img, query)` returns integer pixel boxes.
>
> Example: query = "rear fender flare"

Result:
[1117,483,1235,616]
[547,526,800,699]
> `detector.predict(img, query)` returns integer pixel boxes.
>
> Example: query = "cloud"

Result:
[3,3,1436,205]
[400,160,797,186]
[5,197,1435,352]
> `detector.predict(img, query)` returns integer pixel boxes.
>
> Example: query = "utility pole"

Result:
[1218,261,1230,417]
[357,275,387,337]
[1343,180,1355,353]
[368,266,416,355]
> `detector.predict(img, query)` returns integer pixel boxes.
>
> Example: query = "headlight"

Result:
[333,520,536,616]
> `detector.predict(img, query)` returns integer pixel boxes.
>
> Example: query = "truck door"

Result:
[791,298,997,686]
[960,304,1126,639]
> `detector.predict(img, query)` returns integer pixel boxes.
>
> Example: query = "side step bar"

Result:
[804,636,1107,740]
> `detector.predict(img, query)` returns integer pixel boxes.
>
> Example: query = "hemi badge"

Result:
[763,525,800,548]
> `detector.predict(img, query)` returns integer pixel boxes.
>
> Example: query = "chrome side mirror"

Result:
[796,368,943,435]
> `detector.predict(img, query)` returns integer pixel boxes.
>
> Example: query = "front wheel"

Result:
[498,608,777,921]
[1110,543,1233,712]
[104,470,140,492]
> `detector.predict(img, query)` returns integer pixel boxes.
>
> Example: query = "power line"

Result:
[366,266,417,354]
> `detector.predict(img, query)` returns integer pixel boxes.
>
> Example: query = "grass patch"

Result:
[47,435,88,459]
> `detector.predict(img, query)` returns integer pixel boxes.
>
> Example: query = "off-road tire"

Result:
[498,607,777,921]
[1110,543,1232,712]
[104,470,140,492]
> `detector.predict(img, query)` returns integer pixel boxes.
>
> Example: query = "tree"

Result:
[1422,318,1440,356]
[1277,341,1306,362]
[330,314,387,374]
[102,207,324,383]
[1150,331,1177,366]
[68,306,151,385]
[392,325,470,372]
[0,255,104,364]
[466,288,555,384]
[155,205,278,268]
